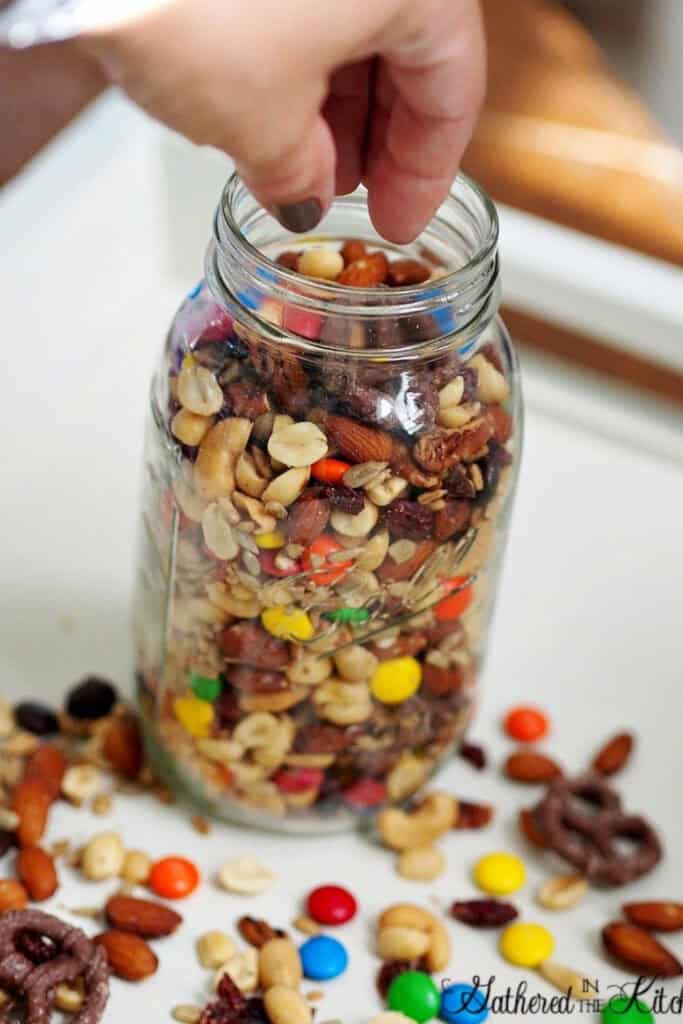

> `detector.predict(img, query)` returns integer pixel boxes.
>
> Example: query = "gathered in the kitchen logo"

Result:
[440,976,683,1015]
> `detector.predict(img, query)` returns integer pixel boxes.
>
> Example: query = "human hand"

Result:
[83,0,485,242]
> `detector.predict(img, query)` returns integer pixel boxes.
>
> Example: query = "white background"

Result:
[0,94,682,1022]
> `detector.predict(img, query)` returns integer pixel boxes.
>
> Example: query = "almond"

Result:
[504,749,563,784]
[341,240,366,265]
[238,915,279,948]
[218,622,289,670]
[95,929,159,981]
[454,801,494,830]
[287,497,330,546]
[338,251,388,287]
[324,414,394,464]
[12,778,51,847]
[0,878,28,913]
[592,732,634,776]
[23,745,67,801]
[377,540,437,583]
[422,663,464,697]
[102,717,143,779]
[105,894,183,938]
[602,922,682,977]
[387,259,431,286]
[433,500,471,542]
[518,807,549,848]
[17,845,58,902]
[623,901,683,933]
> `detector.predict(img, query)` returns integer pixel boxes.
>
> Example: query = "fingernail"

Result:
[272,198,322,233]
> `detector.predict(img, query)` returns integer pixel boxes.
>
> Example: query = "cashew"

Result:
[468,353,510,403]
[331,498,379,538]
[173,475,208,522]
[239,688,308,713]
[286,651,333,686]
[438,400,481,429]
[237,780,287,817]
[172,409,215,446]
[177,359,223,416]
[356,529,390,572]
[232,713,282,750]
[334,644,378,683]
[376,926,430,961]
[259,937,302,990]
[313,679,372,725]
[366,475,408,507]
[195,418,252,499]
[235,452,268,498]
[377,791,457,851]
[252,717,295,769]
[378,903,451,972]
[298,248,344,281]
[206,582,261,619]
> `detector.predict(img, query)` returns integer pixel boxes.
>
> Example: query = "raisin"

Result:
[243,998,269,1024]
[218,623,289,670]
[382,500,434,540]
[14,703,58,736]
[450,899,518,928]
[293,724,352,754]
[213,691,242,729]
[377,959,423,999]
[223,382,270,420]
[66,676,118,720]
[459,741,487,770]
[443,463,477,500]
[226,667,288,694]
[308,485,364,515]
[456,800,494,829]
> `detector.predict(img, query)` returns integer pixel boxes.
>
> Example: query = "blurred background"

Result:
[1,0,682,405]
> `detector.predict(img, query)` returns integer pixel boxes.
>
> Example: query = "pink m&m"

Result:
[307,885,357,926]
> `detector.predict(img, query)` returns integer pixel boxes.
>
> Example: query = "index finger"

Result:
[365,0,486,243]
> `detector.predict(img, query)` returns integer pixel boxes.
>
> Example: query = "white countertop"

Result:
[1,93,682,1023]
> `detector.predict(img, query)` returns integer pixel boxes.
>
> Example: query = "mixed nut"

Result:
[135,238,518,826]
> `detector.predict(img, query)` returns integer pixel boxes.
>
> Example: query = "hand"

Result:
[82,0,485,242]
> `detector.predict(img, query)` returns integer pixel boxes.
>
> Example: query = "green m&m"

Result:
[387,971,441,1023]
[602,996,654,1024]
[189,672,222,702]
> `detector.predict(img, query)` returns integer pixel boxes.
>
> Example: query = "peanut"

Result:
[171,409,214,446]
[397,844,446,882]
[262,467,310,507]
[264,987,311,1024]
[286,651,333,686]
[378,903,451,972]
[197,931,236,969]
[468,353,510,403]
[215,948,259,993]
[537,874,588,911]
[81,832,125,881]
[331,498,378,538]
[259,937,302,989]
[268,422,328,468]
[297,248,344,281]
[356,529,390,572]
[120,849,152,885]
[333,645,378,683]
[177,359,223,415]
[218,855,275,895]
[61,765,103,805]
[377,926,430,960]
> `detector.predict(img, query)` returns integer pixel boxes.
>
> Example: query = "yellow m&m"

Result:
[474,852,526,895]
[500,922,554,967]
[255,531,285,550]
[261,606,314,641]
[370,657,422,704]
[174,696,214,738]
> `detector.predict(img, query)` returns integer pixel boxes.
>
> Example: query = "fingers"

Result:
[366,0,486,242]
[323,61,373,196]
[236,114,338,233]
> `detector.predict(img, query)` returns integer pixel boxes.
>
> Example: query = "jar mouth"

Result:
[208,173,500,361]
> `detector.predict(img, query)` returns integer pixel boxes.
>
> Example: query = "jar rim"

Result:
[207,172,501,361]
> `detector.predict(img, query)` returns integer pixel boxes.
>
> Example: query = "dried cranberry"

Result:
[14,703,58,736]
[450,899,518,928]
[66,676,117,720]
[342,778,388,808]
[17,930,58,964]
[459,741,487,771]
[308,485,364,515]
[243,998,269,1024]
[382,500,434,540]
[377,960,422,999]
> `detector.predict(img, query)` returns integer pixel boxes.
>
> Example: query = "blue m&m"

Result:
[440,983,489,1024]
[299,935,348,981]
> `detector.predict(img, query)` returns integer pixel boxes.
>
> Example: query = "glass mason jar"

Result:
[133,173,522,832]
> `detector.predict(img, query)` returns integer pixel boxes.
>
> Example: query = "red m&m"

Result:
[307,884,357,925]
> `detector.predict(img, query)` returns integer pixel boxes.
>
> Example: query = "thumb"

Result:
[236,115,337,234]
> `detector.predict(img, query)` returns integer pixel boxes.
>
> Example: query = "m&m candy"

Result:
[299,935,348,981]
[499,922,554,967]
[602,997,654,1024]
[504,705,550,742]
[307,885,357,925]
[149,856,200,899]
[387,971,441,1024]
[370,657,422,705]
[440,983,489,1024]
[474,852,526,896]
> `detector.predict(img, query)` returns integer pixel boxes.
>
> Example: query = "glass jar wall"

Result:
[133,174,522,832]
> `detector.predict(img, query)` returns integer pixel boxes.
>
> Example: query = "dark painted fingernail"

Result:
[271,198,322,233]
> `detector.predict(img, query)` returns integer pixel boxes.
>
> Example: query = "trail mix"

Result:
[0,683,679,1023]
[134,238,518,826]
